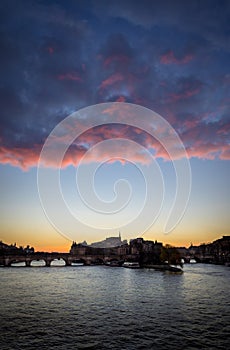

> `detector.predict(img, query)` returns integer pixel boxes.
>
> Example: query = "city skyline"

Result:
[0,0,229,252]
[1,232,229,252]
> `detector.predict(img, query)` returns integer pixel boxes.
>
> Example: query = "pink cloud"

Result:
[48,47,54,54]
[0,145,41,170]
[116,96,126,102]
[99,73,124,90]
[160,50,194,65]
[187,143,230,160]
[183,119,199,130]
[104,54,130,67]
[1,122,229,171]
[57,72,82,82]
[167,87,200,102]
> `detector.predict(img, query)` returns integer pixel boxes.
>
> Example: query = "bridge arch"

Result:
[71,258,86,266]
[6,257,28,267]
[11,260,26,267]
[30,259,46,267]
[50,258,67,266]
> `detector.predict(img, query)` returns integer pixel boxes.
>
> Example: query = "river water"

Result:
[0,264,229,350]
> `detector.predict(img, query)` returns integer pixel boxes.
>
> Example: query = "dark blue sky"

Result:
[0,0,229,167]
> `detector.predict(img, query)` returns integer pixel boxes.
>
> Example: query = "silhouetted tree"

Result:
[160,244,182,267]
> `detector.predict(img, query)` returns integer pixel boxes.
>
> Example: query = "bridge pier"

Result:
[3,258,11,267]
[25,260,31,267]
[45,260,51,267]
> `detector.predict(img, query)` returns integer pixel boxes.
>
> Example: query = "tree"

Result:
[160,244,182,267]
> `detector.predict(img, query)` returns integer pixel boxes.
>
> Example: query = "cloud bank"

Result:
[0,0,229,169]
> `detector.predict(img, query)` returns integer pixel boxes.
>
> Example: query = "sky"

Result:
[0,0,229,252]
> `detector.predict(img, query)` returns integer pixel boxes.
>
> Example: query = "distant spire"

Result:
[119,231,121,240]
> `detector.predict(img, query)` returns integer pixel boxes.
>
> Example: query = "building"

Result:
[187,236,230,263]
[90,232,127,248]
[129,238,162,264]
[70,236,163,264]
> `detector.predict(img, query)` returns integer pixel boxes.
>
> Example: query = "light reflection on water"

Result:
[0,264,229,349]
[31,260,46,267]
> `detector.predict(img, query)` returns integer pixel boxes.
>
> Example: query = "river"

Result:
[0,264,229,349]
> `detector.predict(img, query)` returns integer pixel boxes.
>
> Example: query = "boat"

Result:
[105,260,123,267]
[143,264,183,273]
[71,262,84,266]
[189,258,197,264]
[167,265,183,273]
[122,262,140,269]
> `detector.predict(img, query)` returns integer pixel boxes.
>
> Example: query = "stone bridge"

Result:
[0,252,134,267]
[181,254,219,263]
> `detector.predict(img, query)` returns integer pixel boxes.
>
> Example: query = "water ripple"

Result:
[0,264,229,349]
